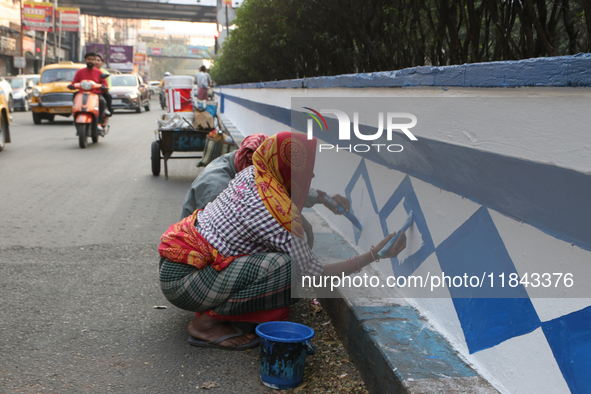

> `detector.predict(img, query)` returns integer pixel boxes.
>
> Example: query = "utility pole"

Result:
[53,0,58,63]
[225,4,229,40]
[57,6,62,62]
[41,31,47,68]
[20,0,24,74]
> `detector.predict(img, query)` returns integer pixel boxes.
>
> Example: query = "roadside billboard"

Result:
[146,42,214,59]
[23,1,54,32]
[109,45,133,70]
[56,7,80,32]
[134,53,147,66]
[85,43,134,71]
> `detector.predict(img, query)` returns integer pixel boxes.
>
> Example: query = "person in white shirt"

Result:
[197,65,213,100]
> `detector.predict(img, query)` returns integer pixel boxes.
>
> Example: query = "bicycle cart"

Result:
[151,126,209,178]
[151,101,236,177]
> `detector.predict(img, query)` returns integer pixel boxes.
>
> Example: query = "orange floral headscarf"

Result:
[252,132,317,238]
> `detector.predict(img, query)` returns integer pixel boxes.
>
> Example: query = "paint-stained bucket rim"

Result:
[256,321,314,343]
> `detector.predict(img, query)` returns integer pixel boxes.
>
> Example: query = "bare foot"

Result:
[188,314,256,348]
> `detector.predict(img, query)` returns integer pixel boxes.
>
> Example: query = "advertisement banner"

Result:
[149,47,165,56]
[85,43,133,71]
[108,45,133,70]
[134,53,146,66]
[85,42,106,60]
[147,42,166,56]
[23,1,54,32]
[56,7,80,32]
[188,45,214,59]
[23,36,36,56]
[137,42,147,54]
[145,42,213,58]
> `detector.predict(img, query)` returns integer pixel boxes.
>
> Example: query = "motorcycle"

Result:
[70,79,109,149]
[159,89,166,110]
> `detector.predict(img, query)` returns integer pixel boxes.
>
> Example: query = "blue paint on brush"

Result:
[379,176,435,278]
[376,211,413,258]
[317,190,363,231]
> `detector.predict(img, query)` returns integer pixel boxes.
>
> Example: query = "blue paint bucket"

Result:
[256,321,316,389]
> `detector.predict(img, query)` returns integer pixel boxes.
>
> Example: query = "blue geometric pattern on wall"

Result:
[450,298,541,354]
[344,159,380,243]
[542,306,591,394]
[436,207,541,353]
[231,94,591,393]
[379,175,435,278]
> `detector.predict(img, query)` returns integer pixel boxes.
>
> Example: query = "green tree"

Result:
[211,0,591,85]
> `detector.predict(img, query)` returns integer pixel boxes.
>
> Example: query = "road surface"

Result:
[0,101,268,393]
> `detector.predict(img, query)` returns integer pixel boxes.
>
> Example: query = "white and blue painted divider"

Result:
[218,53,591,90]
[214,54,591,394]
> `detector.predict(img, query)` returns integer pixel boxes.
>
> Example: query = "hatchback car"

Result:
[7,74,39,111]
[110,74,150,113]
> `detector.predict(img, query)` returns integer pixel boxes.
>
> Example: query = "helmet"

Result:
[164,72,171,76]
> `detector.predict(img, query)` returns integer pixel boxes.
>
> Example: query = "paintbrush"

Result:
[376,210,413,259]
[317,190,363,231]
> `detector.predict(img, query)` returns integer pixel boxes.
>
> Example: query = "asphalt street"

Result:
[0,100,268,393]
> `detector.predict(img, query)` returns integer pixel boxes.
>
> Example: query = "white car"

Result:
[148,81,161,95]
[0,73,14,113]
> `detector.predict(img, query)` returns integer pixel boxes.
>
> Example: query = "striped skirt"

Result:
[159,253,296,316]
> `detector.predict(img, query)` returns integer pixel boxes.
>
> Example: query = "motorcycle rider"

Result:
[159,72,170,108]
[68,52,109,132]
[159,71,171,88]
[93,53,113,125]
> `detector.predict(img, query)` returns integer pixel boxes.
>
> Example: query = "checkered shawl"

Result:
[197,167,324,276]
[159,253,297,314]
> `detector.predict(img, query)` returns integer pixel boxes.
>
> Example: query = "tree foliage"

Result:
[211,0,591,85]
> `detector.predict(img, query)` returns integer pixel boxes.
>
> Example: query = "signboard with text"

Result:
[146,42,213,59]
[14,57,26,69]
[109,45,133,70]
[56,7,80,32]
[134,53,146,66]
[85,43,134,71]
[23,1,54,32]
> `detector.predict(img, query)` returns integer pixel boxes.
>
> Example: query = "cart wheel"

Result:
[151,141,161,176]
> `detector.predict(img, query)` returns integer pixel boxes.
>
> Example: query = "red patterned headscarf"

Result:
[252,132,317,237]
[234,133,269,172]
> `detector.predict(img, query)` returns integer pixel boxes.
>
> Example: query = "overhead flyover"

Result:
[56,0,217,23]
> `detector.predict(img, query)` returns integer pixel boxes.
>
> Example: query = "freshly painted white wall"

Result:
[215,83,590,394]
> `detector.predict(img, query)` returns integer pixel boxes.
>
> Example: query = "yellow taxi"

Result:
[0,88,11,151]
[30,61,85,124]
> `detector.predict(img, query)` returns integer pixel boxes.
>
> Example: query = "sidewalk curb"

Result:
[319,296,499,394]
[307,216,500,394]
